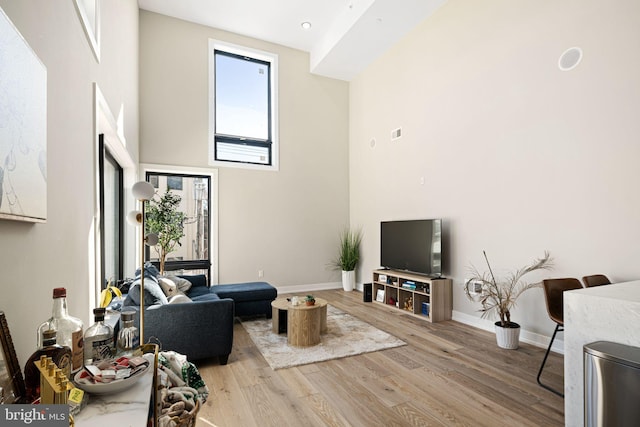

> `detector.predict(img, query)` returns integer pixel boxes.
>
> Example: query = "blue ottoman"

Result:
[212,282,277,318]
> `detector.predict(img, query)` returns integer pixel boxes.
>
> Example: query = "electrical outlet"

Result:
[258,270,264,278]
[466,279,483,294]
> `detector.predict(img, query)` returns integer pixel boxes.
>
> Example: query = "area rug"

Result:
[241,305,406,370]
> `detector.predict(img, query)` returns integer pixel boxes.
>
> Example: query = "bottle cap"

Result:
[43,329,57,340]
[53,288,67,298]
[93,307,106,320]
[42,329,57,345]
[121,311,135,322]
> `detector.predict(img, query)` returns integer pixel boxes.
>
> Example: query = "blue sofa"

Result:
[122,272,277,365]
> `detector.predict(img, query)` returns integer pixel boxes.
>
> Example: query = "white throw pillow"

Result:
[168,294,192,304]
[158,277,179,298]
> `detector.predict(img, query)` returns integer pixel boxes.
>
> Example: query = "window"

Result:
[98,135,124,287]
[209,40,279,170]
[142,165,218,283]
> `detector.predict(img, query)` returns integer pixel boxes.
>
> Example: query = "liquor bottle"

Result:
[116,310,139,357]
[84,307,115,366]
[37,287,84,373]
[24,329,72,403]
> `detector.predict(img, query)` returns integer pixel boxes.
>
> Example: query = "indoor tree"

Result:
[145,187,186,274]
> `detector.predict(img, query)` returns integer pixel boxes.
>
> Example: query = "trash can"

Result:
[584,341,640,427]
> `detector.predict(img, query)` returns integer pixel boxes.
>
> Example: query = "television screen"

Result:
[380,219,442,277]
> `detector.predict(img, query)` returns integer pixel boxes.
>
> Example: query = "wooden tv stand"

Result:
[372,269,452,323]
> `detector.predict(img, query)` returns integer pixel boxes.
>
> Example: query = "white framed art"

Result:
[376,289,385,303]
[74,0,101,62]
[0,6,47,223]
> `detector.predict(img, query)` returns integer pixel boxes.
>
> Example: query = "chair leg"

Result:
[537,324,564,397]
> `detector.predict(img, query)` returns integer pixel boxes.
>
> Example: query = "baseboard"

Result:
[452,310,564,355]
[275,281,342,294]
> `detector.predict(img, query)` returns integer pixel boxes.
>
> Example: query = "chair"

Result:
[582,274,611,288]
[537,277,583,397]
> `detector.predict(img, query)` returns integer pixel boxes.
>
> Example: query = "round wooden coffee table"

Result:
[271,297,327,347]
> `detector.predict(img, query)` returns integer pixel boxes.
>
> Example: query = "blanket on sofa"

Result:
[124,262,194,307]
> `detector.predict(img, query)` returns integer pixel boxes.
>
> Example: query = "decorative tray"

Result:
[73,355,151,395]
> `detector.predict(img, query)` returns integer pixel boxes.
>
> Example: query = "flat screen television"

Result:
[380,219,443,277]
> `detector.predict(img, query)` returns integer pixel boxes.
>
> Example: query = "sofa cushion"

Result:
[191,293,221,303]
[211,282,277,302]
[178,274,207,289]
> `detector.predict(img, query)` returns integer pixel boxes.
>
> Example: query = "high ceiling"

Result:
[137,0,447,81]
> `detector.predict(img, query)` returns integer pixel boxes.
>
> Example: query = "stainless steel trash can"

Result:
[584,341,640,427]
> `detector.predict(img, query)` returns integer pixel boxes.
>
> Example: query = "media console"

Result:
[372,269,452,323]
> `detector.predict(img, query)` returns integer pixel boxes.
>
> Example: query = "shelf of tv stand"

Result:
[372,269,452,323]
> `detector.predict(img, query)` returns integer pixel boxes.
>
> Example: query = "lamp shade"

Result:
[126,210,142,226]
[145,233,159,246]
[132,181,155,201]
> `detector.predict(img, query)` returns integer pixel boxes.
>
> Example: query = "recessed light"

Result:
[301,21,312,30]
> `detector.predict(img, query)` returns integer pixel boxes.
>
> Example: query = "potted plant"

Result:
[464,250,553,349]
[305,295,316,306]
[145,187,186,275]
[331,228,363,292]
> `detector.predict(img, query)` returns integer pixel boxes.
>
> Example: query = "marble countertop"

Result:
[74,353,154,427]
[564,280,640,426]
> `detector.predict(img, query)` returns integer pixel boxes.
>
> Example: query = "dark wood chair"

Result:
[537,277,583,397]
[581,274,611,288]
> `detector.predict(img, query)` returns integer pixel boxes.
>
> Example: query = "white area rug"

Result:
[241,305,406,370]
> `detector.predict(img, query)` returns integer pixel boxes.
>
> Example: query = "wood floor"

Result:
[195,289,565,427]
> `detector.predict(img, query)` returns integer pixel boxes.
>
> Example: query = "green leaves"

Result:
[332,228,363,272]
[145,188,186,274]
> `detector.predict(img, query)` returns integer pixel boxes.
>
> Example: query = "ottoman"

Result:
[212,282,278,318]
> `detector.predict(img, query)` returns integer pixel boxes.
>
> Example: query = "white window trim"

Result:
[93,83,136,314]
[140,163,219,285]
[208,39,279,171]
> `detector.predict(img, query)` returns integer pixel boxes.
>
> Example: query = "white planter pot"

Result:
[342,270,355,292]
[494,321,520,350]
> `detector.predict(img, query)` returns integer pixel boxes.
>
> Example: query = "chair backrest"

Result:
[542,278,583,325]
[582,274,611,288]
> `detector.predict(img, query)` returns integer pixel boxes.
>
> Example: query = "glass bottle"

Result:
[83,307,115,366]
[24,329,72,403]
[116,310,139,357]
[37,287,84,373]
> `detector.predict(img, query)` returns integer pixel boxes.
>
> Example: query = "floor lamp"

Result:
[127,181,158,345]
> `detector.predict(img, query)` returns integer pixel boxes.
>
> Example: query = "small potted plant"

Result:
[331,227,363,292]
[305,295,316,306]
[464,250,553,349]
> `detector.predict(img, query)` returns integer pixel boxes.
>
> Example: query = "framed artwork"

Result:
[0,311,25,404]
[74,0,101,62]
[0,7,47,223]
[376,289,385,303]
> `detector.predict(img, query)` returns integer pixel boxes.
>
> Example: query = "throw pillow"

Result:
[158,277,179,298]
[168,294,192,304]
[167,276,192,293]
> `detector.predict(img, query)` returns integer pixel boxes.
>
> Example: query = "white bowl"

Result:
[73,363,149,395]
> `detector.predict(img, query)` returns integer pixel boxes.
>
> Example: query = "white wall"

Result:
[349,0,640,339]
[139,11,350,289]
[0,0,139,366]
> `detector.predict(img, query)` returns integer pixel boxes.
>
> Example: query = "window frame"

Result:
[98,135,124,288]
[208,39,279,171]
[141,164,219,285]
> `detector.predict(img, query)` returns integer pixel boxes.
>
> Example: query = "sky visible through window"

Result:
[215,53,269,140]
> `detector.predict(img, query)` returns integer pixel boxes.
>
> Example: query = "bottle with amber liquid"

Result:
[24,329,72,403]
[37,287,84,373]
